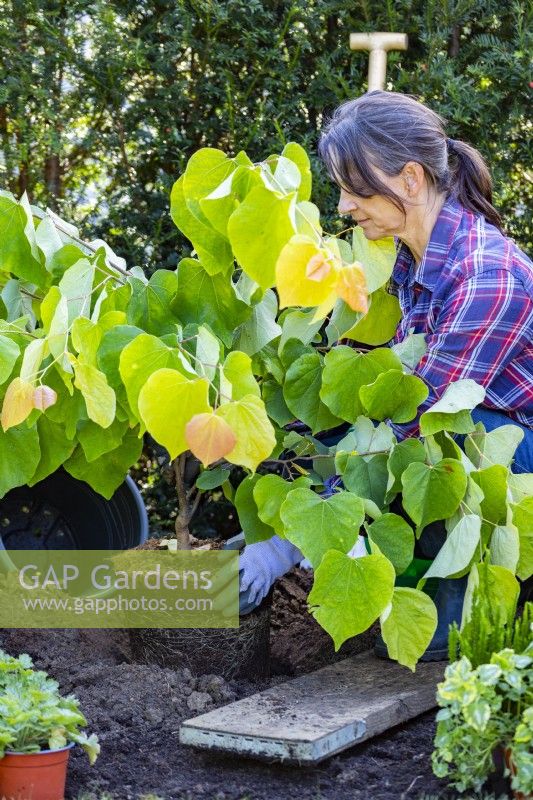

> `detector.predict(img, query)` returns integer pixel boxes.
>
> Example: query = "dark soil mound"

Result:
[0,569,452,800]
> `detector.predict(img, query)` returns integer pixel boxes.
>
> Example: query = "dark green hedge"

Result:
[1,0,531,270]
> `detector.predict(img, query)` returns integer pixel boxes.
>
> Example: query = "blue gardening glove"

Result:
[238,535,303,614]
[220,533,303,615]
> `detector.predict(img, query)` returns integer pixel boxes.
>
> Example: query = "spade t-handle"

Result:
[349,32,408,92]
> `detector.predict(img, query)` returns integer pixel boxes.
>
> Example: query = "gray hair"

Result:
[318,91,502,230]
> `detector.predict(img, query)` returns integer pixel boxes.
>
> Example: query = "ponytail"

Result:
[446,138,503,231]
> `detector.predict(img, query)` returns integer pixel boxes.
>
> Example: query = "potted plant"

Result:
[0,649,99,800]
[432,574,533,797]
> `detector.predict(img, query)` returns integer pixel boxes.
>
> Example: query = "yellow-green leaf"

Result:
[138,368,211,460]
[216,394,276,471]
[73,359,116,429]
[1,377,35,431]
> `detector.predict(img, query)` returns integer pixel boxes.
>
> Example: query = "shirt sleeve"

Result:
[390,268,533,439]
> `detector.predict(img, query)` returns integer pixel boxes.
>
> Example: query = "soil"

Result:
[0,568,476,800]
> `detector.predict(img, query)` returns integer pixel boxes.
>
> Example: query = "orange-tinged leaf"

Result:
[185,412,237,467]
[33,385,58,411]
[1,377,35,431]
[305,253,333,282]
[336,263,369,313]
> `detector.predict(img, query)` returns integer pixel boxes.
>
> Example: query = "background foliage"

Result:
[1,0,531,274]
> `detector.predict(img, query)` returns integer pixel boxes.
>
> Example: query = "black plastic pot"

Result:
[0,468,148,552]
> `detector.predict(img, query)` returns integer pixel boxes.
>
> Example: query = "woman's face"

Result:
[336,165,412,240]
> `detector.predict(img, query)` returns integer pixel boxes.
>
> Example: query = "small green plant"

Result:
[0,650,100,764]
[448,565,533,667]
[432,586,533,795]
[511,706,533,795]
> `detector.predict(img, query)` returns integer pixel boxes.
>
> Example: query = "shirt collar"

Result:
[392,196,464,291]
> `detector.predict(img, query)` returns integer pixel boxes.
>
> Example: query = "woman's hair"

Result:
[318,91,502,230]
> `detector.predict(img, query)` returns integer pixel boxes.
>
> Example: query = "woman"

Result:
[233,92,533,657]
[319,91,533,469]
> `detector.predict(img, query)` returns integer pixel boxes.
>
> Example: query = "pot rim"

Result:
[3,742,75,756]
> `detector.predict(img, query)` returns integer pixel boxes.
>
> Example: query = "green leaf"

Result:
[336,453,389,509]
[280,488,365,569]
[34,212,63,264]
[507,473,533,504]
[309,550,395,650]
[233,290,281,356]
[321,347,402,423]
[385,439,426,503]
[170,175,234,276]
[64,428,143,500]
[279,338,311,369]
[367,514,415,575]
[1,279,29,322]
[380,587,438,671]
[119,333,173,420]
[445,474,485,534]
[172,258,250,347]
[0,336,20,384]
[391,332,427,373]
[282,142,312,202]
[126,270,180,335]
[261,155,301,194]
[283,352,342,434]
[0,194,46,287]
[183,148,235,203]
[28,416,76,486]
[462,562,520,628]
[235,474,275,545]
[512,497,533,580]
[0,424,41,498]
[216,394,276,471]
[325,298,362,346]
[196,466,231,491]
[423,515,481,579]
[58,258,95,322]
[262,380,294,427]
[352,228,396,294]
[71,317,102,366]
[227,185,295,290]
[73,360,116,429]
[77,417,129,463]
[402,459,468,535]
[464,423,525,470]
[47,294,70,371]
[470,465,508,527]
[295,200,322,239]
[490,524,520,573]
[97,325,143,387]
[222,351,260,401]
[253,474,312,535]
[138,369,211,460]
[359,370,429,423]
[419,380,485,436]
[278,308,322,354]
[341,287,402,346]
[43,371,87,439]
[335,415,396,458]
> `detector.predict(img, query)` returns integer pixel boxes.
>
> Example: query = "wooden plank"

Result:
[179,650,445,764]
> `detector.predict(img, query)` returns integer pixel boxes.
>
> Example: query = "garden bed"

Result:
[0,567,455,800]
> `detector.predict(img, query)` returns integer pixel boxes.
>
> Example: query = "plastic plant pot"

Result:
[0,743,74,800]
[0,468,148,553]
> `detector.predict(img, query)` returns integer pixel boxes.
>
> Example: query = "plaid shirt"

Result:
[388,197,533,439]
